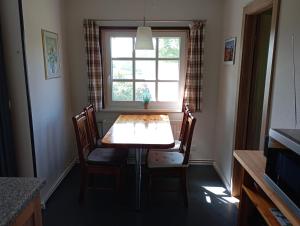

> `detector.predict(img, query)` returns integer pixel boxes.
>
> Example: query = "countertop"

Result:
[269,128,300,155]
[0,177,45,226]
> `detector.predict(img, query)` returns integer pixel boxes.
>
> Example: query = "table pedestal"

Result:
[135,148,143,210]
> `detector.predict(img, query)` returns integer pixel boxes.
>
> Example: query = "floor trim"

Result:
[127,157,214,165]
[41,158,76,208]
[213,162,231,192]
[189,159,214,165]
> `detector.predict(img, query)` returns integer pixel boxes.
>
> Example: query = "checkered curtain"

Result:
[84,20,104,111]
[183,21,205,112]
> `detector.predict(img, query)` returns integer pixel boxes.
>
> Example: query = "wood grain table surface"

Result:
[101,114,175,149]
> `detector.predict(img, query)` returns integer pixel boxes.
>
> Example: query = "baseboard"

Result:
[41,158,76,208]
[127,157,214,165]
[213,162,231,192]
[189,159,214,165]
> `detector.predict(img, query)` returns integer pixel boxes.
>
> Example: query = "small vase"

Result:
[144,102,149,109]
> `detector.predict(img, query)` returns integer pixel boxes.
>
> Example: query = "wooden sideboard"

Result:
[10,195,42,226]
[233,150,300,226]
[0,178,44,226]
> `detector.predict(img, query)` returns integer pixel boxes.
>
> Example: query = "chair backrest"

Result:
[179,105,190,141]
[72,112,93,166]
[84,105,100,146]
[180,112,196,165]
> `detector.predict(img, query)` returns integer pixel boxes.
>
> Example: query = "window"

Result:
[102,29,188,110]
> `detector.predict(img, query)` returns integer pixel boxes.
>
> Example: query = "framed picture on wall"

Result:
[42,30,60,79]
[224,37,236,64]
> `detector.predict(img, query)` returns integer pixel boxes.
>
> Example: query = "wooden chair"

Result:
[146,112,196,207]
[175,105,191,150]
[152,105,190,152]
[84,104,102,148]
[72,112,128,204]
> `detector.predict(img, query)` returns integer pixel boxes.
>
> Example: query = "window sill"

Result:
[99,108,182,113]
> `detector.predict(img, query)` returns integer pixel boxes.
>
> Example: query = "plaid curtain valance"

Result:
[83,19,104,111]
[183,20,205,112]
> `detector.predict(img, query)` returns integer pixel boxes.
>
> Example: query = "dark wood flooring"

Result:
[43,165,237,226]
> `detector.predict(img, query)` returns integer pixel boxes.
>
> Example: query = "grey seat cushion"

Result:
[147,151,185,168]
[87,148,128,165]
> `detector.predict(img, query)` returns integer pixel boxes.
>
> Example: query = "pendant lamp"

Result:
[135,17,154,50]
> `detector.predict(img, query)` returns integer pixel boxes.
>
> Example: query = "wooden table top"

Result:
[101,114,175,149]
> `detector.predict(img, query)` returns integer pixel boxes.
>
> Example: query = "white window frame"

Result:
[102,29,188,111]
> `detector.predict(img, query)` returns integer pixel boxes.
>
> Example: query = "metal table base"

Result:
[135,148,143,210]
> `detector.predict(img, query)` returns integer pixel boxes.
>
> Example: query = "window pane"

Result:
[158,82,178,101]
[135,82,156,101]
[135,38,156,58]
[135,60,156,80]
[112,60,132,79]
[159,38,180,58]
[111,37,132,58]
[112,82,133,101]
[158,60,179,80]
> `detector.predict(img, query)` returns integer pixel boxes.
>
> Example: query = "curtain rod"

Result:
[92,19,206,23]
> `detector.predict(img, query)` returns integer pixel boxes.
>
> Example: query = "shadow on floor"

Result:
[42,165,237,226]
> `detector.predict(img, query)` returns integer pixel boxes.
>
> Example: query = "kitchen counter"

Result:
[0,177,45,226]
[269,128,300,155]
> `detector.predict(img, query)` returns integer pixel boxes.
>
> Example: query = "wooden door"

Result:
[234,0,280,151]
[246,10,272,149]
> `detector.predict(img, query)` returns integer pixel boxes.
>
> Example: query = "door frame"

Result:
[234,0,280,151]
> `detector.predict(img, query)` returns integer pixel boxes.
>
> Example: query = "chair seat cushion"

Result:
[147,151,184,168]
[150,139,181,152]
[87,148,128,165]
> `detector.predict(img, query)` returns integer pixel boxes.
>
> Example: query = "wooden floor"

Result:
[43,165,237,226]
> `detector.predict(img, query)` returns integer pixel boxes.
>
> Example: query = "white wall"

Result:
[22,0,76,202]
[214,0,300,190]
[0,0,34,177]
[214,0,252,189]
[64,0,224,162]
[269,0,300,129]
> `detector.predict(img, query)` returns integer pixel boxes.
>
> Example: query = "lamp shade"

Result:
[135,26,154,50]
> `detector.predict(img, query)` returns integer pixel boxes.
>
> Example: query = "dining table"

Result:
[101,114,175,210]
